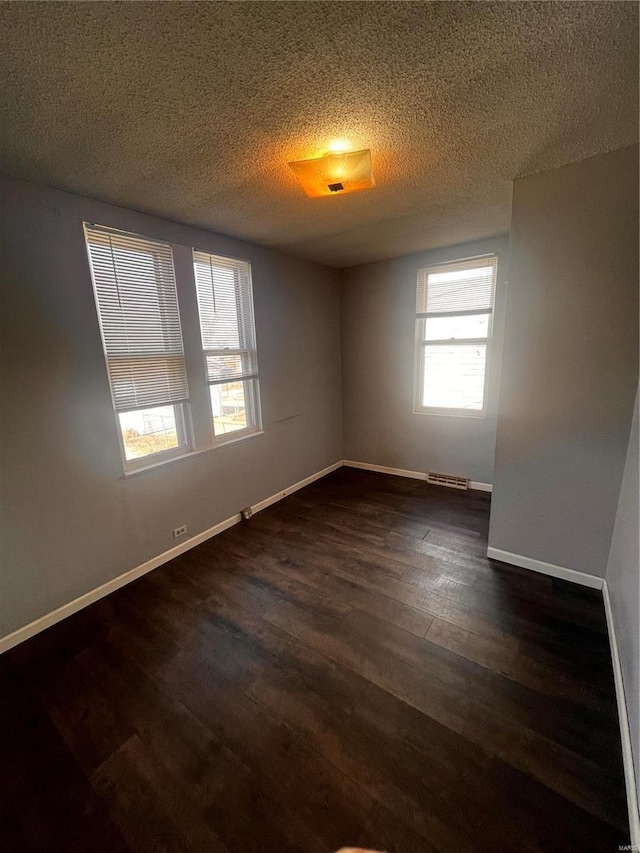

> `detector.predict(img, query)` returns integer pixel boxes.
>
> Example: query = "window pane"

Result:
[205,353,243,380]
[86,226,189,414]
[204,351,257,383]
[419,263,495,313]
[422,344,487,410]
[424,313,489,341]
[118,405,184,461]
[210,381,252,436]
[194,262,241,349]
[194,250,262,440]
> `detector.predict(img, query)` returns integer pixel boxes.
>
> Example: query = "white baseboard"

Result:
[0,460,343,656]
[343,459,493,492]
[486,546,604,589]
[603,581,640,847]
[251,460,342,513]
[468,481,493,493]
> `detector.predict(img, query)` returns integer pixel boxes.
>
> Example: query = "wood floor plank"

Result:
[462,699,628,831]
[0,467,630,852]
[198,566,471,733]
[91,734,229,853]
[0,662,131,853]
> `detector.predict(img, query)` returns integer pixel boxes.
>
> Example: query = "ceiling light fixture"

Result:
[326,138,351,154]
[288,146,375,198]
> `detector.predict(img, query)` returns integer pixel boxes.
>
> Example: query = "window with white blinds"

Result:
[85,224,191,469]
[414,256,497,415]
[85,224,263,470]
[193,251,261,440]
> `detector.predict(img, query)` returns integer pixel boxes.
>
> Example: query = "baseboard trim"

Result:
[251,461,342,513]
[343,459,493,492]
[486,547,604,590]
[0,460,343,656]
[468,481,493,493]
[603,581,640,846]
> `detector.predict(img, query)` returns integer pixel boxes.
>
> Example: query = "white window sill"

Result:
[122,429,265,478]
[413,408,487,420]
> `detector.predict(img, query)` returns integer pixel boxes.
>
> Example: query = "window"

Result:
[85,225,191,469]
[193,251,261,441]
[85,224,262,472]
[414,255,497,416]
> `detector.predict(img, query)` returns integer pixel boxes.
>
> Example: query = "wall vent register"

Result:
[427,472,470,490]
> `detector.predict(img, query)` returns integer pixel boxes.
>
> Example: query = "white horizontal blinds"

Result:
[193,251,258,384]
[416,256,497,316]
[85,225,189,412]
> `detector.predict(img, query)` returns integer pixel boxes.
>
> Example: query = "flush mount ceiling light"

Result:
[288,147,375,198]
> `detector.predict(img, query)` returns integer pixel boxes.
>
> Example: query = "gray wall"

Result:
[606,387,639,797]
[0,176,343,638]
[341,236,509,485]
[489,146,639,577]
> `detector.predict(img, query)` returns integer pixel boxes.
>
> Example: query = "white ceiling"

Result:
[0,1,637,267]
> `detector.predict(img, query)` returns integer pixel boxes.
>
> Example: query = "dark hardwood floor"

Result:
[0,468,630,852]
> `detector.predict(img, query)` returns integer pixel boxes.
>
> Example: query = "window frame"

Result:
[84,223,263,475]
[207,377,262,444]
[192,250,262,446]
[413,254,497,419]
[115,402,193,473]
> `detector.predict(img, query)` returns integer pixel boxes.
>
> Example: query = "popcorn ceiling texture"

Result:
[0,1,637,267]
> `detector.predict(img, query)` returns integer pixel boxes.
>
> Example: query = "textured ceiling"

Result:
[0,2,637,267]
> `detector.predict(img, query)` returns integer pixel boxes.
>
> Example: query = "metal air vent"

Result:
[427,472,469,490]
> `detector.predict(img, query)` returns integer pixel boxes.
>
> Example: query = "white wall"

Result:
[606,388,639,798]
[489,146,639,577]
[0,176,343,638]
[341,236,509,485]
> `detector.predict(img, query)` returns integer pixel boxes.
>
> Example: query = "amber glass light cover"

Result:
[288,149,375,198]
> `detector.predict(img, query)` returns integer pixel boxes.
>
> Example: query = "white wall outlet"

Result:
[173,525,187,538]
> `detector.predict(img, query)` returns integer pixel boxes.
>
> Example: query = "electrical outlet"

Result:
[173,525,187,538]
